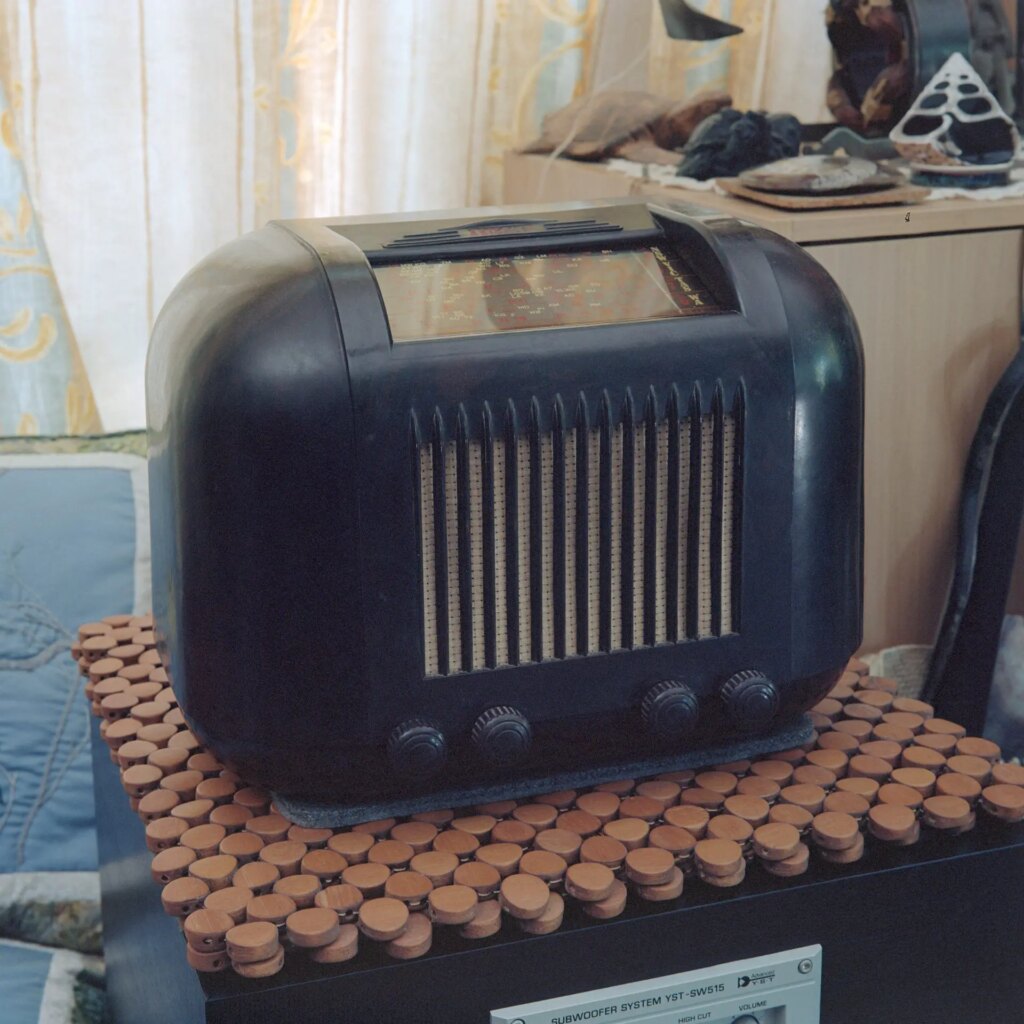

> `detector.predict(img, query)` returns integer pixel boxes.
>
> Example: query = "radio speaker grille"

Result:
[416,387,743,677]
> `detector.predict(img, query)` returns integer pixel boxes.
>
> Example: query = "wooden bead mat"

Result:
[76,615,1024,981]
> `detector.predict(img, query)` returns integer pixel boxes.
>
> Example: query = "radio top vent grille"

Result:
[414,387,743,678]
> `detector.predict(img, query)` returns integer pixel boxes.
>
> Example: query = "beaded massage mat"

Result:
[77,615,1024,980]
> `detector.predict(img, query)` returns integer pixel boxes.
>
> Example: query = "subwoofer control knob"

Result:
[641,680,700,739]
[719,670,779,732]
[387,718,448,778]
[472,706,532,766]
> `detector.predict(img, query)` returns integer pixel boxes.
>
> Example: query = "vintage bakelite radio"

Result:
[146,199,863,808]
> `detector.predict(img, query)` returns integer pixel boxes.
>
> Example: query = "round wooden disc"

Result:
[534,828,583,862]
[352,818,397,838]
[992,763,1024,787]
[819,830,866,864]
[428,884,478,925]
[203,886,252,924]
[901,746,948,774]
[890,767,937,796]
[137,789,180,822]
[922,717,966,738]
[694,838,743,877]
[160,876,209,916]
[634,780,681,808]
[735,776,780,802]
[779,784,826,814]
[390,821,438,853]
[722,795,770,826]
[185,944,229,973]
[871,722,914,748]
[409,850,459,886]
[857,740,902,766]
[601,817,650,849]
[662,805,709,837]
[519,849,568,882]
[474,843,522,878]
[805,749,849,777]
[341,862,391,896]
[499,872,557,921]
[873,783,919,808]
[233,861,280,896]
[535,790,577,809]
[955,737,1001,762]
[455,860,502,895]
[564,862,616,902]
[699,860,746,888]
[519,892,564,935]
[219,831,264,863]
[749,760,794,783]
[196,778,236,805]
[209,804,252,832]
[116,739,157,768]
[833,719,873,740]
[232,946,285,978]
[594,778,635,795]
[694,771,738,796]
[843,703,883,724]
[835,777,880,800]
[259,840,307,875]
[816,730,860,754]
[225,920,280,963]
[301,849,349,881]
[980,783,1024,822]
[647,825,695,858]
[580,835,628,868]
[433,829,480,859]
[706,814,753,845]
[624,846,675,886]
[580,878,629,920]
[856,689,894,711]
[368,840,415,869]
[812,697,843,720]
[476,800,517,818]
[867,802,917,842]
[315,883,364,918]
[768,803,813,831]
[762,843,809,877]
[811,811,859,851]
[922,795,973,830]
[359,896,410,940]
[411,809,455,826]
[246,893,297,927]
[151,846,196,884]
[233,787,271,813]
[618,795,664,821]
[450,815,496,839]
[122,764,162,796]
[575,791,621,823]
[274,874,322,909]
[458,899,503,939]
[145,816,188,852]
[287,826,333,849]
[188,854,237,891]
[556,810,602,837]
[287,906,341,948]
[752,822,800,861]
[385,870,434,905]
[635,866,685,902]
[387,911,433,959]
[890,697,934,718]
[245,814,290,843]
[181,823,226,857]
[847,754,892,782]
[935,772,983,803]
[171,799,216,828]
[823,790,870,819]
[309,923,359,963]
[491,819,537,847]
[945,755,992,784]
[327,832,375,864]
[512,804,559,829]
[915,733,958,756]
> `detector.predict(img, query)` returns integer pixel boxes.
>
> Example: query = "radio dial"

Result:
[387,718,448,778]
[641,680,700,739]
[719,671,780,732]
[472,706,532,766]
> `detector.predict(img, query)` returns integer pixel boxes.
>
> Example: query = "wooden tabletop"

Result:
[503,152,1024,245]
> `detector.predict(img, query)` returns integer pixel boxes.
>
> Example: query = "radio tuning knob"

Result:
[719,670,780,732]
[641,680,700,739]
[387,718,448,778]
[471,706,532,766]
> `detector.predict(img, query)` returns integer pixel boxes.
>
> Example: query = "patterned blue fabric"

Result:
[0,940,51,1024]
[0,462,140,871]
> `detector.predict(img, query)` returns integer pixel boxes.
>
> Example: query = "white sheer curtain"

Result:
[0,0,598,430]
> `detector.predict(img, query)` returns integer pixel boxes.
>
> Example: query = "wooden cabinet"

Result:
[504,153,1024,653]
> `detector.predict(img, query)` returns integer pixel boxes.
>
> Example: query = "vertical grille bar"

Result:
[529,400,544,662]
[492,431,509,666]
[503,402,521,665]
[727,384,746,634]
[665,387,680,644]
[552,398,567,661]
[516,432,532,665]
[710,384,725,638]
[456,408,474,671]
[481,406,497,668]
[685,386,702,639]
[620,393,636,650]
[697,414,715,638]
[572,397,589,656]
[598,394,613,652]
[431,409,450,675]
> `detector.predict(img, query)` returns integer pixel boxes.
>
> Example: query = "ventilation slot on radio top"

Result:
[415,386,743,677]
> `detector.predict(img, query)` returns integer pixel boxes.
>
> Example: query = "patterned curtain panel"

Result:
[0,79,100,437]
[0,0,600,432]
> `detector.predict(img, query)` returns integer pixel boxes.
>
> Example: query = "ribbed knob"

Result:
[719,670,779,732]
[641,680,700,739]
[471,706,532,766]
[387,718,448,778]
